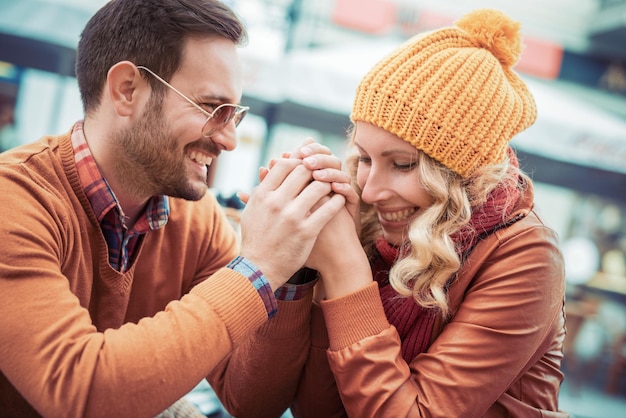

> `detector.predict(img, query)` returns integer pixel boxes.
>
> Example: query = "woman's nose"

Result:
[360,169,390,204]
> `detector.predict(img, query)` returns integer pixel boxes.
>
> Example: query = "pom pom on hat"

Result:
[351,8,537,177]
[456,9,522,68]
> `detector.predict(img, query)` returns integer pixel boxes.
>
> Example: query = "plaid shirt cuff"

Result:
[227,256,278,318]
[274,280,317,301]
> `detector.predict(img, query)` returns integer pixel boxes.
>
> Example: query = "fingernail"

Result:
[301,146,313,156]
[303,156,317,166]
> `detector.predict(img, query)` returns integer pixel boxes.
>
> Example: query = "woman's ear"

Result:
[106,61,147,117]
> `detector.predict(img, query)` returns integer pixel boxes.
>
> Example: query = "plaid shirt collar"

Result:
[71,121,169,231]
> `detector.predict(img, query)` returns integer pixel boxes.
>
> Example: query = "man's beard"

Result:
[111,100,212,202]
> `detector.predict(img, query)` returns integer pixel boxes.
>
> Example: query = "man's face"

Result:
[114,37,244,201]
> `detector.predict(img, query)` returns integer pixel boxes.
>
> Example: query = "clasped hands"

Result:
[239,139,371,298]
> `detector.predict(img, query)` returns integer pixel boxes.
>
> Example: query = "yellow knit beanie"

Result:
[351,9,537,178]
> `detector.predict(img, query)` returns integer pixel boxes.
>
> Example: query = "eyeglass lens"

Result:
[203,104,247,136]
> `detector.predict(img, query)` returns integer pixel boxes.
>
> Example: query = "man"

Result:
[0,1,346,417]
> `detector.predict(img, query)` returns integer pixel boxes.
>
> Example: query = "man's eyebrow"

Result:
[197,93,239,104]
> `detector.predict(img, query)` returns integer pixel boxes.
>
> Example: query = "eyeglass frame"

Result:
[136,65,249,137]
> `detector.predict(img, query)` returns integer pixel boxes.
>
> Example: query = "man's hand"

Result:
[239,158,346,291]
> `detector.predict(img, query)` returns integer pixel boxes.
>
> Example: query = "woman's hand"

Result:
[239,138,358,225]
[239,158,346,291]
[238,138,336,202]
[306,203,372,300]
[293,139,360,229]
[238,138,370,295]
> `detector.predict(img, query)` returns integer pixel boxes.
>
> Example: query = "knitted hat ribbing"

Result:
[351,9,537,178]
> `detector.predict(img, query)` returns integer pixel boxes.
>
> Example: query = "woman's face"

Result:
[354,121,435,245]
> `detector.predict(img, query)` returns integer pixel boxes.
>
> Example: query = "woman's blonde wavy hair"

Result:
[345,129,529,318]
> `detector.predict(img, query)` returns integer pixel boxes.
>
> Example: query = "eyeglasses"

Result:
[137,65,249,137]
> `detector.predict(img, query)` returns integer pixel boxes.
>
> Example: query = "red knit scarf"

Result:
[372,148,521,363]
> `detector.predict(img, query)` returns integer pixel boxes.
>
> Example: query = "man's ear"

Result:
[106,61,148,117]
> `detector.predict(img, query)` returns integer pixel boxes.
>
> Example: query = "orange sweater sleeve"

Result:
[207,296,312,418]
[0,135,272,418]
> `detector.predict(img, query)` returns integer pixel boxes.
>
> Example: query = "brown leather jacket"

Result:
[210,185,568,418]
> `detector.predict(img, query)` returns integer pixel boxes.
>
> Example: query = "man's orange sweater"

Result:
[0,131,269,418]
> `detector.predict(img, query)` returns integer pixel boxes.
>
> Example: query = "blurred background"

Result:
[1,0,625,417]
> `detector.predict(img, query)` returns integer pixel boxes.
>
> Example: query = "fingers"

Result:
[237,191,250,204]
[259,166,270,182]
[304,192,346,229]
[310,166,350,184]
[302,153,342,172]
[332,182,360,227]
[295,180,334,216]
[290,139,331,160]
[263,139,343,188]
[251,159,328,221]
[331,182,359,206]
[304,205,361,275]
[255,158,305,193]
[238,175,344,289]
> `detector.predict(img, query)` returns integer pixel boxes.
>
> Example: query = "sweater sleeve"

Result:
[207,296,313,418]
[0,146,271,418]
[290,302,347,418]
[0,263,269,418]
[320,224,566,417]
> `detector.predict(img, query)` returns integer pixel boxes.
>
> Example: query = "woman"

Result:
[211,8,567,417]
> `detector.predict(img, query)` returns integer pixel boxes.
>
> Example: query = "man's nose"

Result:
[209,125,237,152]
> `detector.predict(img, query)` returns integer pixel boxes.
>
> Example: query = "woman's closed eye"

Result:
[394,161,416,171]
[358,155,416,171]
